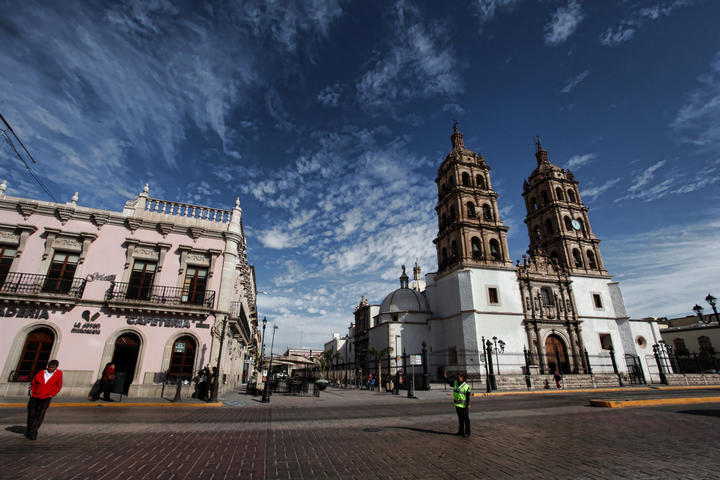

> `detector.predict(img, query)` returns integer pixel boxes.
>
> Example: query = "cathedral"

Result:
[348,125,659,387]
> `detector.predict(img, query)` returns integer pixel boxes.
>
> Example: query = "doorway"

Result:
[112,332,141,394]
[545,334,569,374]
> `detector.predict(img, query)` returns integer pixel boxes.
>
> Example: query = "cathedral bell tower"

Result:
[522,139,607,277]
[434,123,512,274]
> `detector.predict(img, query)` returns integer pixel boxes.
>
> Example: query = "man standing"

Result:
[444,369,471,437]
[26,359,63,440]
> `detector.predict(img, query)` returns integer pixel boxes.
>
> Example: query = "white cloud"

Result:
[544,0,583,46]
[472,0,522,25]
[356,1,462,111]
[600,0,692,47]
[317,84,342,107]
[603,217,720,318]
[566,152,596,169]
[561,70,590,94]
[580,178,620,201]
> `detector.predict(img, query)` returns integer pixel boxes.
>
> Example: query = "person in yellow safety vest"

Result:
[444,369,471,437]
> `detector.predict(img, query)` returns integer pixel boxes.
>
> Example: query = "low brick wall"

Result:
[666,373,720,386]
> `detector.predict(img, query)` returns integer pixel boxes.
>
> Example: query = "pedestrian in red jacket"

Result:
[26,359,63,440]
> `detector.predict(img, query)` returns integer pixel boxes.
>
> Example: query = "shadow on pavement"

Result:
[390,426,455,436]
[676,409,720,418]
[5,426,26,435]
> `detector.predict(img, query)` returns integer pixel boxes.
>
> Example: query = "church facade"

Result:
[346,126,660,386]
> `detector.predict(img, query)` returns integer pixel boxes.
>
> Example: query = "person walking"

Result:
[444,369,471,437]
[553,370,563,389]
[393,369,402,395]
[91,362,115,401]
[26,359,63,440]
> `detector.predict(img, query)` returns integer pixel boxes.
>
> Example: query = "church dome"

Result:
[379,287,428,313]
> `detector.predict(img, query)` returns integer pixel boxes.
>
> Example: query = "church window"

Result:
[476,175,485,189]
[587,250,597,269]
[489,239,501,261]
[674,338,688,355]
[450,241,458,263]
[471,237,482,260]
[555,187,564,201]
[466,202,476,218]
[462,172,470,187]
[564,216,573,231]
[450,205,457,220]
[441,248,448,267]
[599,333,612,350]
[530,198,538,211]
[568,189,576,203]
[482,204,493,221]
[541,191,549,205]
[0,245,17,288]
[534,226,542,241]
[391,313,398,322]
[441,213,447,229]
[545,219,554,235]
[572,249,583,268]
[566,299,572,311]
[550,251,559,265]
[592,293,603,309]
[699,336,714,356]
[488,287,499,304]
[526,297,531,309]
[449,176,455,187]
[448,346,458,365]
[540,287,554,306]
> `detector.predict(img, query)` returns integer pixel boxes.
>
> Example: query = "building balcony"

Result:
[0,272,87,299]
[105,282,215,309]
[229,301,251,343]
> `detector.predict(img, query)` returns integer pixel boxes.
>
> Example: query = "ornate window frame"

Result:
[1,321,62,382]
[121,239,171,284]
[0,223,37,275]
[40,228,97,278]
[175,245,221,289]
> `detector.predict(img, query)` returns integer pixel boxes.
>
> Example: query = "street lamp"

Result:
[492,336,505,374]
[485,339,497,391]
[210,315,227,402]
[342,335,350,388]
[395,335,401,372]
[262,324,278,403]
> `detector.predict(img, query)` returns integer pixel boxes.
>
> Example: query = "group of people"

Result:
[193,366,217,401]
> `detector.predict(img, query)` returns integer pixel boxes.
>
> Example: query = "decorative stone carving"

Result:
[53,236,82,251]
[187,226,205,241]
[16,202,37,220]
[156,222,173,237]
[55,207,74,225]
[125,218,141,232]
[91,213,110,229]
[0,229,19,244]
[187,253,209,266]
[134,247,158,259]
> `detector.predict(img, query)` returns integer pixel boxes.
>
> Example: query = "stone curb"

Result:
[589,397,720,408]
[472,384,720,397]
[0,401,223,408]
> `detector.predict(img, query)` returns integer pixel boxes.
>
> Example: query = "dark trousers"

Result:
[455,406,470,435]
[26,397,52,438]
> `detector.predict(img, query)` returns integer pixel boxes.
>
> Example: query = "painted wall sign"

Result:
[0,306,49,319]
[71,322,101,334]
[85,272,117,282]
[126,315,209,329]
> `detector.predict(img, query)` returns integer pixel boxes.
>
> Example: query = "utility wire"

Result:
[0,112,36,164]
[0,124,57,202]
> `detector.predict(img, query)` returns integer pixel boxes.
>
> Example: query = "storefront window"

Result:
[169,336,197,378]
[14,327,54,381]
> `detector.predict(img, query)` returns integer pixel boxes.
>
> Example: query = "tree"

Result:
[367,346,394,390]
[320,349,341,380]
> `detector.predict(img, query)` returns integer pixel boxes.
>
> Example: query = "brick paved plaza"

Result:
[1,387,719,480]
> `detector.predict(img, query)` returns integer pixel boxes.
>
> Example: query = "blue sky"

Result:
[1,0,719,350]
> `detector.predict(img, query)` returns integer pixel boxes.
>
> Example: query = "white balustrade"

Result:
[143,198,232,224]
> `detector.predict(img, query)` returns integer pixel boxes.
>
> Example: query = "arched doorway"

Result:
[14,327,55,381]
[112,332,141,394]
[545,334,569,374]
[168,336,197,380]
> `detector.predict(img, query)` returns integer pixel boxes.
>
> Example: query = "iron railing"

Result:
[106,282,215,308]
[0,272,86,298]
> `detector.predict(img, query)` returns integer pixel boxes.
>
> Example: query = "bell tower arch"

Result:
[434,123,512,275]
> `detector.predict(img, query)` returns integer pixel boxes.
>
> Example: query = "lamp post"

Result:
[486,339,497,391]
[694,294,719,324]
[652,343,668,385]
[395,335,401,373]
[210,315,227,402]
[261,325,278,403]
[492,336,505,374]
[343,335,350,388]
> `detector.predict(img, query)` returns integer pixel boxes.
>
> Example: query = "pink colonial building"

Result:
[0,181,258,398]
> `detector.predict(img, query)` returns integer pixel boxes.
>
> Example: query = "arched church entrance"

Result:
[14,327,55,381]
[112,332,141,394]
[545,334,569,374]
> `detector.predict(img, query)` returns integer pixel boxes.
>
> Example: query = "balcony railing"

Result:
[106,282,215,308]
[229,301,251,340]
[0,272,86,298]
